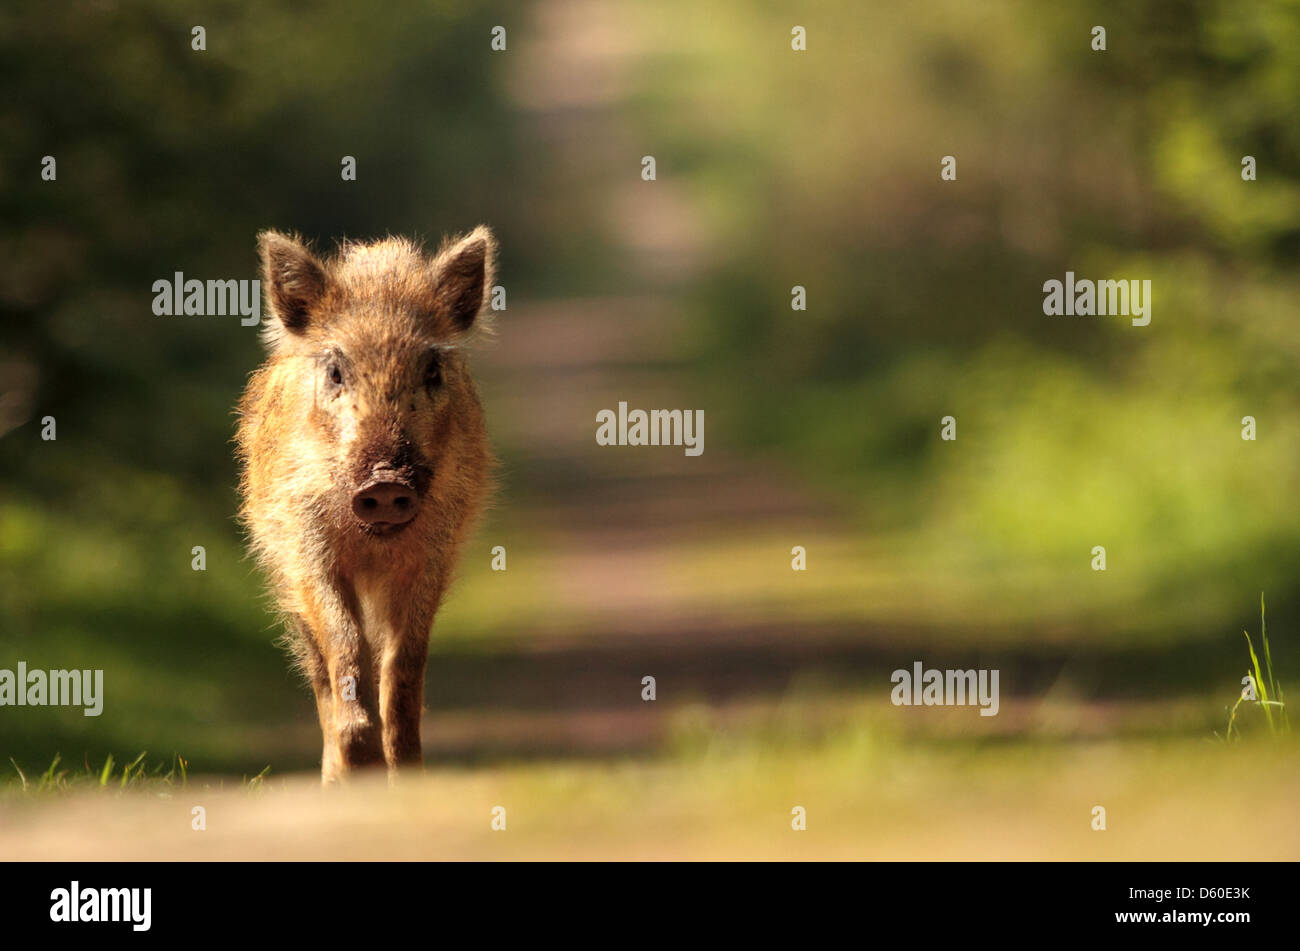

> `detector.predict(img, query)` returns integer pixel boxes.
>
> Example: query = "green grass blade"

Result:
[98,753,114,787]
[1226,693,1246,741]
[1244,631,1276,732]
[1261,593,1279,705]
[120,751,147,789]
[38,754,61,792]
[8,757,27,791]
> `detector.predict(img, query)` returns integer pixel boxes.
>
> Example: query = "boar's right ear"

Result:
[430,226,497,333]
[258,231,327,337]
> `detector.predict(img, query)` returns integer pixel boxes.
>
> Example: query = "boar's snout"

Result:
[352,470,419,532]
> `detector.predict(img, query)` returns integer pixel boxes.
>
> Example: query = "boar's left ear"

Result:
[430,226,496,332]
[258,230,327,336]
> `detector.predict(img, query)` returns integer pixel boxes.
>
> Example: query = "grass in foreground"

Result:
[1222,594,1291,741]
[5,752,270,797]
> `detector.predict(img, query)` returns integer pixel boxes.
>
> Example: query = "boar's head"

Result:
[256,227,496,539]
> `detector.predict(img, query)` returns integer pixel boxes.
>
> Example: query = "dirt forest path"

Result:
[410,1,883,761]
[416,3,1169,766]
[419,0,1232,763]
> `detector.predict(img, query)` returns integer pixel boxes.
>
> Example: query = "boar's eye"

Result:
[425,352,443,389]
[325,361,343,388]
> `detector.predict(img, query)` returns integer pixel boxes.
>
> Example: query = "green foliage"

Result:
[628,0,1300,638]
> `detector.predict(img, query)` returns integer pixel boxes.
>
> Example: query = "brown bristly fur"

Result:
[235,227,498,783]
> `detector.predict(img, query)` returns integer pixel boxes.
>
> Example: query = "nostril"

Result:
[352,481,419,527]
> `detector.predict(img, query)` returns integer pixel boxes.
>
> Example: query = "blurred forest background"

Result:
[1,0,1298,847]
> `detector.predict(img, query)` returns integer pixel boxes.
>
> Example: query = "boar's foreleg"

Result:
[296,593,385,782]
[379,624,432,773]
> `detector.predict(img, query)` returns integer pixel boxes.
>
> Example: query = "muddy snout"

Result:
[351,467,421,531]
